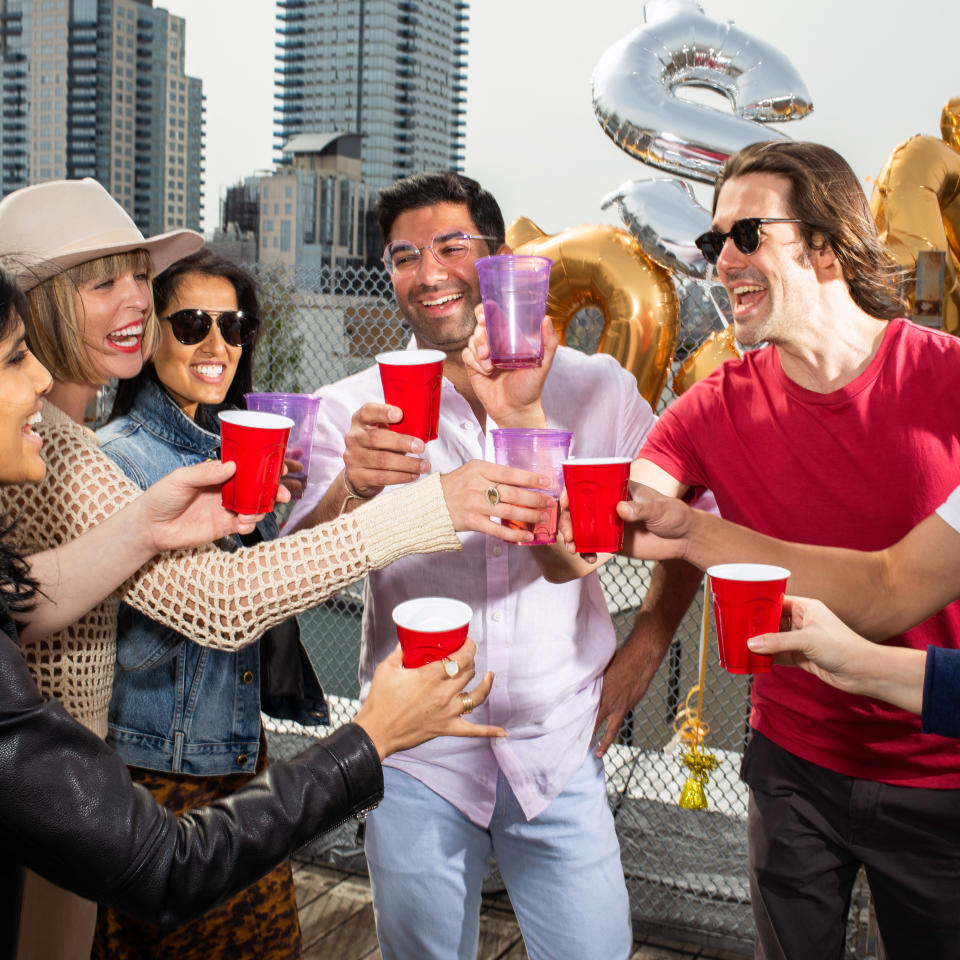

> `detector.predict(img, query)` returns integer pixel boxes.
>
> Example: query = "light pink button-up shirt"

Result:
[287,346,656,824]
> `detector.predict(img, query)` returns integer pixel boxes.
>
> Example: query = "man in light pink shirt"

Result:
[286,172,702,960]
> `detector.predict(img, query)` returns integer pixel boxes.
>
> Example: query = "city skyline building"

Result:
[219,132,371,276]
[274,0,468,194]
[260,131,370,275]
[0,0,203,235]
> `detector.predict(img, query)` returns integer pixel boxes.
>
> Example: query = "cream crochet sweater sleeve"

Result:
[1,404,461,734]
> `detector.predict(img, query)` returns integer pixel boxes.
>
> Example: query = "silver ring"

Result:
[459,692,474,715]
[485,484,501,507]
[441,657,460,678]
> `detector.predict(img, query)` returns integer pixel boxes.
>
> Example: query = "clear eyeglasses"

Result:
[382,229,496,275]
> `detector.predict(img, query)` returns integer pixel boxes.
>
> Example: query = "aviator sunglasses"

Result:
[160,309,260,347]
[382,229,496,275]
[695,218,803,265]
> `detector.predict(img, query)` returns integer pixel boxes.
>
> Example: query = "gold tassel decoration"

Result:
[675,579,719,810]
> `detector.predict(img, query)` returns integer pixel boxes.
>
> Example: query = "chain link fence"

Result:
[248,263,874,957]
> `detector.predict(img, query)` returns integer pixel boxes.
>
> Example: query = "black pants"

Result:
[741,732,960,960]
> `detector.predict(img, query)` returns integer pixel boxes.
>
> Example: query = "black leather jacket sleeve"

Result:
[0,629,382,938]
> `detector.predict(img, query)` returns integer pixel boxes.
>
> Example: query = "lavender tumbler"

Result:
[476,255,552,369]
[244,392,321,497]
[491,427,572,544]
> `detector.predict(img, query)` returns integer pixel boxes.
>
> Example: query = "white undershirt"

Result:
[935,484,960,533]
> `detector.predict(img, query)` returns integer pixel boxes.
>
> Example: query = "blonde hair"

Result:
[24,249,158,384]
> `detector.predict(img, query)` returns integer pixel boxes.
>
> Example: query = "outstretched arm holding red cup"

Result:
[747,597,926,715]
[287,408,553,545]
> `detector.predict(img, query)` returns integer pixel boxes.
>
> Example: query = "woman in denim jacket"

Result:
[95,250,320,959]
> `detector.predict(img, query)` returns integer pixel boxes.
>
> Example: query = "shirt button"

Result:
[461,421,472,430]
[493,546,503,557]
[237,754,249,767]
[242,670,254,684]
[491,611,502,622]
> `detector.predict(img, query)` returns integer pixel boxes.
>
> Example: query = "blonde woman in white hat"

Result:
[0,179,550,960]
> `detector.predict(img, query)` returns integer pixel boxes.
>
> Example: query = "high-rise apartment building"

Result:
[259,132,370,273]
[274,0,468,194]
[0,0,203,235]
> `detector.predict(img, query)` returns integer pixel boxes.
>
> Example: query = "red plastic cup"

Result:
[707,563,791,674]
[476,255,552,369]
[392,597,472,668]
[561,457,632,552]
[376,349,445,443]
[218,409,294,513]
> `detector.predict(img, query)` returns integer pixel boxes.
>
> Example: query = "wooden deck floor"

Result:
[294,861,751,960]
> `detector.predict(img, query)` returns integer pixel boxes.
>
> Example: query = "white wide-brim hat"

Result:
[0,178,204,291]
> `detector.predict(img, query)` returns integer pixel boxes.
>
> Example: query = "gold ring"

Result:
[459,692,474,715]
[485,484,501,507]
[441,657,460,678]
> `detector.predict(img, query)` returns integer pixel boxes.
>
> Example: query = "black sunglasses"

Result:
[695,218,804,265]
[160,309,260,347]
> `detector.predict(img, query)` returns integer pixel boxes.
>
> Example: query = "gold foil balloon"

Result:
[869,100,960,334]
[507,218,679,408]
[673,326,740,396]
[942,96,960,150]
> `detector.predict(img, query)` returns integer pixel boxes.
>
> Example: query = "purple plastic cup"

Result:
[491,427,572,545]
[476,255,552,369]
[244,392,322,497]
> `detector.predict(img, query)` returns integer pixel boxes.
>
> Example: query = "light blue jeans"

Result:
[365,752,632,960]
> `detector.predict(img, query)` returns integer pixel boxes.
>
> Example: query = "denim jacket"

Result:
[97,379,325,776]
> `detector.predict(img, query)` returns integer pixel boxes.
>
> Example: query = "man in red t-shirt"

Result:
[622,142,960,959]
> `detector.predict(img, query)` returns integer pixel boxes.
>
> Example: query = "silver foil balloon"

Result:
[674,272,730,345]
[592,0,813,183]
[602,177,711,279]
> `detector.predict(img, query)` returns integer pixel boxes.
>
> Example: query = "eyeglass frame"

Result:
[694,218,804,265]
[159,308,260,348]
[382,229,497,275]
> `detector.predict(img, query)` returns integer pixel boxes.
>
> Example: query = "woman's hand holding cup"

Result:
[440,460,552,544]
[353,638,505,759]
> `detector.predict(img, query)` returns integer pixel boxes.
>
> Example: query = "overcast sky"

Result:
[161,0,959,235]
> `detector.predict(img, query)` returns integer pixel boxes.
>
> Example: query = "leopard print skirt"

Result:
[91,738,301,960]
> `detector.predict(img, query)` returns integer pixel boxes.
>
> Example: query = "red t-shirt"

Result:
[642,318,960,787]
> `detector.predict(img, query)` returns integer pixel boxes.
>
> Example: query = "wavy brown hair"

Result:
[714,141,906,319]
